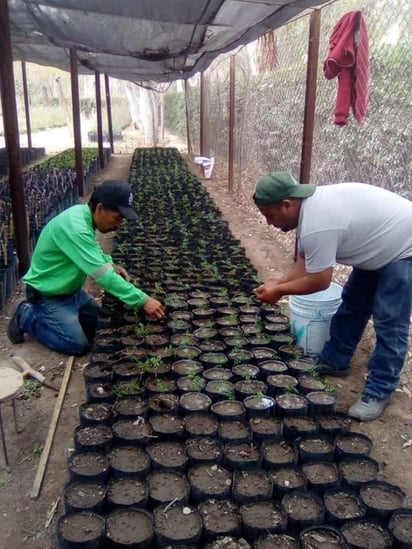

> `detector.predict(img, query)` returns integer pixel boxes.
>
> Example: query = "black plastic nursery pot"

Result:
[187,462,232,502]
[224,441,262,470]
[359,480,406,522]
[153,502,203,547]
[106,477,149,510]
[218,420,252,444]
[112,418,153,447]
[262,439,297,468]
[266,374,299,397]
[306,390,337,415]
[318,413,352,437]
[211,399,246,422]
[148,412,185,440]
[249,416,283,442]
[388,507,412,547]
[275,393,309,417]
[240,500,288,541]
[108,445,151,479]
[203,367,233,382]
[340,518,392,549]
[302,460,340,493]
[335,431,373,461]
[282,415,319,440]
[113,397,148,419]
[269,463,307,497]
[258,359,288,380]
[296,433,335,463]
[147,470,190,508]
[68,451,109,483]
[179,391,212,414]
[324,487,366,525]
[232,469,273,504]
[338,455,380,490]
[184,412,219,438]
[79,402,116,427]
[148,393,180,415]
[282,488,325,533]
[299,525,348,548]
[105,507,154,548]
[63,479,106,514]
[74,424,113,453]
[186,436,223,466]
[254,532,299,548]
[56,511,105,548]
[243,394,276,418]
[147,440,188,472]
[198,499,242,540]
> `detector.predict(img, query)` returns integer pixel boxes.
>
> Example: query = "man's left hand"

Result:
[253,280,284,303]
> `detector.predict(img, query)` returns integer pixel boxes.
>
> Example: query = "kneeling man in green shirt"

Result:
[7,179,165,355]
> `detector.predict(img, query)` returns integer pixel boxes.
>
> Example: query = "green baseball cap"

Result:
[253,171,316,205]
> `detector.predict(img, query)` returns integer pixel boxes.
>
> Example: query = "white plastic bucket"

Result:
[289,282,342,356]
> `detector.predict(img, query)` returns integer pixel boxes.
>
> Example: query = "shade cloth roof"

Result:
[9,0,325,82]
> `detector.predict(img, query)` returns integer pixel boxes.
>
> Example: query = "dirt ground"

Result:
[0,135,411,548]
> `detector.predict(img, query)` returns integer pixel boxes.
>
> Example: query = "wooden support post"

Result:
[21,61,32,149]
[228,55,236,193]
[299,9,321,184]
[95,71,104,169]
[70,49,84,196]
[104,74,114,154]
[0,0,30,275]
[184,80,193,156]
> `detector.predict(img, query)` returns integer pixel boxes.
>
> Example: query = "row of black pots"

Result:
[84,354,315,388]
[71,420,377,484]
[57,485,408,548]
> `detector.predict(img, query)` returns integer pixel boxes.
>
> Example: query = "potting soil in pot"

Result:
[57,148,411,547]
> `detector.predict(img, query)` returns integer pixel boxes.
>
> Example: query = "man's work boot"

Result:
[7,300,27,344]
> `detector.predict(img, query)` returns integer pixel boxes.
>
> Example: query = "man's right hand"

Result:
[143,297,166,319]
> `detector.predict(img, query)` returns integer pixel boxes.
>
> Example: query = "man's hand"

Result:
[143,297,166,319]
[253,280,284,303]
[113,264,130,281]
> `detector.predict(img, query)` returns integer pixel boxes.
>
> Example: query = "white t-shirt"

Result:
[298,183,412,272]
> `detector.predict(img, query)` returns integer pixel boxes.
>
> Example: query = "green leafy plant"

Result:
[224,388,236,401]
[21,380,43,397]
[32,443,43,457]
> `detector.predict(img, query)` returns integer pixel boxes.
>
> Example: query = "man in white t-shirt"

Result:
[253,171,412,421]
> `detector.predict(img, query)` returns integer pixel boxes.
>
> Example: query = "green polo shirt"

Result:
[23,204,149,308]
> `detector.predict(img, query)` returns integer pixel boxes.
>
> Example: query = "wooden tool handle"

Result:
[12,356,46,383]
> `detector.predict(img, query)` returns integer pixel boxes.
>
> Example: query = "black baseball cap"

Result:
[91,180,138,221]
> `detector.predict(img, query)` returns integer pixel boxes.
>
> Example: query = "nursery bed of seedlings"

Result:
[57,148,412,548]
[0,147,110,312]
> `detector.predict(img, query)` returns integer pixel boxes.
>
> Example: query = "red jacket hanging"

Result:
[323,10,369,125]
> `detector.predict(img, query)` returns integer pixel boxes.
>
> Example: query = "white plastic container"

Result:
[289,283,342,356]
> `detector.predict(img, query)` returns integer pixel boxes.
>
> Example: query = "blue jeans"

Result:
[320,259,412,399]
[20,288,100,355]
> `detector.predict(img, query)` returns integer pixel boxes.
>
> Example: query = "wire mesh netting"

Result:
[179,0,411,202]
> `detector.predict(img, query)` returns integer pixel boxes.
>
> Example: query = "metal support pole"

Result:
[228,56,236,192]
[95,71,104,169]
[200,72,208,157]
[70,49,84,196]
[104,74,114,154]
[299,9,321,184]
[184,80,193,156]
[21,62,32,149]
[0,0,30,276]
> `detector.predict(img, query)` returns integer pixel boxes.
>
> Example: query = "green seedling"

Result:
[32,443,43,457]
[21,380,43,397]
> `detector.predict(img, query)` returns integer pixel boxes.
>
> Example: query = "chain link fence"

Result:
[172,0,411,200]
